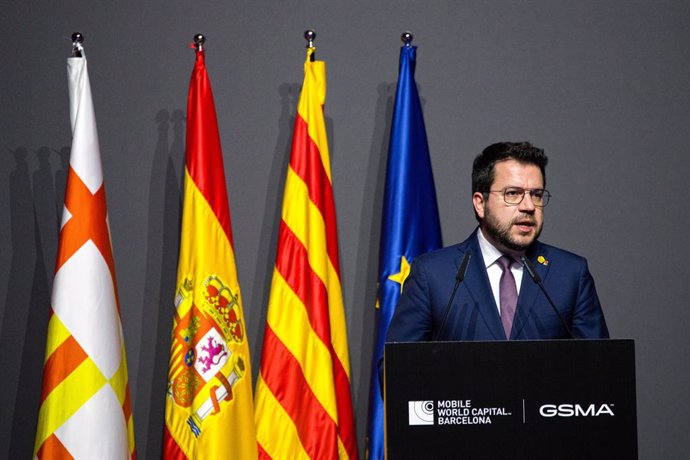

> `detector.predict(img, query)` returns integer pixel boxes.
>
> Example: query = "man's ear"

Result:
[473,192,486,219]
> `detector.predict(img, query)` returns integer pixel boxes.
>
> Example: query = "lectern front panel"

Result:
[384,340,637,459]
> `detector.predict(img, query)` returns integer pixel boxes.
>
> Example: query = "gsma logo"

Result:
[539,403,615,417]
[409,400,434,425]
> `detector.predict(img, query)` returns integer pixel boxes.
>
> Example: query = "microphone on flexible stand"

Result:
[520,255,576,339]
[433,250,472,341]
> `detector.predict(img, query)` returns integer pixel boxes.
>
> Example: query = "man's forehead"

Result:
[492,160,544,184]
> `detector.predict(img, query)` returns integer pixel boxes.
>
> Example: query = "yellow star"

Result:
[388,256,411,293]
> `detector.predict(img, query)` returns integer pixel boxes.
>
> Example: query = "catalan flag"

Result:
[366,44,442,459]
[34,51,136,458]
[163,46,257,459]
[254,47,358,460]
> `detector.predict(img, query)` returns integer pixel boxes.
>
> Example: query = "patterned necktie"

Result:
[498,255,518,339]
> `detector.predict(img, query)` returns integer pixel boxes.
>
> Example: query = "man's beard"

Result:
[482,208,542,252]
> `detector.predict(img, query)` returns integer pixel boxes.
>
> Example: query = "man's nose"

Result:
[519,192,536,212]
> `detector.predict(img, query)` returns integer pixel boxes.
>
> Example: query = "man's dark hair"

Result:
[472,141,548,194]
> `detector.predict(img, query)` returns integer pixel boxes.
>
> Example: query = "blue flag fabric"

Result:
[366,45,443,459]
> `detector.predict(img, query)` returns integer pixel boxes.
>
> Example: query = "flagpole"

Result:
[35,28,136,459]
[304,29,316,61]
[71,32,83,57]
[163,30,258,459]
[365,30,443,460]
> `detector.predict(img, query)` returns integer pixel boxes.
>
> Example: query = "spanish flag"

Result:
[163,46,257,459]
[34,51,136,459]
[254,47,358,459]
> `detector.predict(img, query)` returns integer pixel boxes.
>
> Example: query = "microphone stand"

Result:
[520,255,576,339]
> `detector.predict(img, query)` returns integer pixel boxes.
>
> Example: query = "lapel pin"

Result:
[537,255,549,266]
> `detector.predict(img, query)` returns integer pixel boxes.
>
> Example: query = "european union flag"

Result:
[366,44,442,459]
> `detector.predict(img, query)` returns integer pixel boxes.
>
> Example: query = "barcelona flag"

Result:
[34,47,136,459]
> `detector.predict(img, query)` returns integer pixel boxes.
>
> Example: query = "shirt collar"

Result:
[477,227,505,268]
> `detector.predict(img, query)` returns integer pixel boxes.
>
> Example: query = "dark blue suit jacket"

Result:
[386,230,609,341]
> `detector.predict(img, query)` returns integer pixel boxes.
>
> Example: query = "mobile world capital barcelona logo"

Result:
[408,399,512,425]
[408,401,435,425]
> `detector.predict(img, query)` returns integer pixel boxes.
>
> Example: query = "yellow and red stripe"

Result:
[184,51,234,245]
[255,48,357,460]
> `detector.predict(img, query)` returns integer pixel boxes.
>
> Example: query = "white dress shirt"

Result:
[476,228,524,315]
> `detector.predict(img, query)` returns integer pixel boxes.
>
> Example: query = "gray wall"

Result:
[2,1,689,458]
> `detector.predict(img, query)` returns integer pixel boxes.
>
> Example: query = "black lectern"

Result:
[384,340,637,459]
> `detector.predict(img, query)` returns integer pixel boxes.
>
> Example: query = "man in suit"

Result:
[386,141,609,341]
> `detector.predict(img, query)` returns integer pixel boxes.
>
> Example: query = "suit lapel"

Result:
[459,235,505,340]
[512,243,551,339]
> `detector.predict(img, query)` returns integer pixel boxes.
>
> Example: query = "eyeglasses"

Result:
[487,187,551,207]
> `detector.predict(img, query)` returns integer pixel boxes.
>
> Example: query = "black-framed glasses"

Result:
[487,187,551,207]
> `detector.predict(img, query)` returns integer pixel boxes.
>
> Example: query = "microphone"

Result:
[520,255,576,339]
[433,250,471,341]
